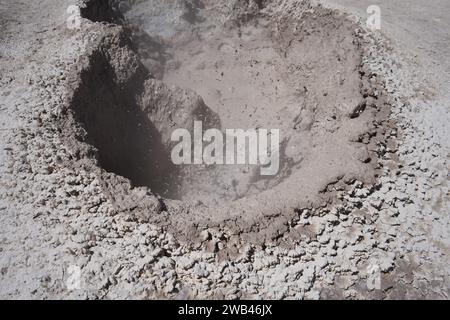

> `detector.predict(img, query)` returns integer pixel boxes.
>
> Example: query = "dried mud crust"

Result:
[58,0,393,246]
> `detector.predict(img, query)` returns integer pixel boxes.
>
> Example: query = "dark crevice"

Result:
[71,50,181,199]
[80,0,124,23]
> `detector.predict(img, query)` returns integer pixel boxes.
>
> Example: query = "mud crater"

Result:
[70,0,382,234]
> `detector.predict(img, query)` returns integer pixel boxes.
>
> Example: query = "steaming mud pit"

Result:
[3,0,450,300]
[69,0,387,243]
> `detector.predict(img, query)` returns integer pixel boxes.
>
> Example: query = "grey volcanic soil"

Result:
[0,0,448,300]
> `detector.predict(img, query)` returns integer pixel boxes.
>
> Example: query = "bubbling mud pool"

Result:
[70,0,383,229]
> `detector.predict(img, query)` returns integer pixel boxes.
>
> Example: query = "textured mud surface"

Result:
[0,0,448,299]
[130,0,380,209]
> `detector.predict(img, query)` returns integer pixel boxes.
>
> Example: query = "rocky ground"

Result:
[0,0,448,299]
